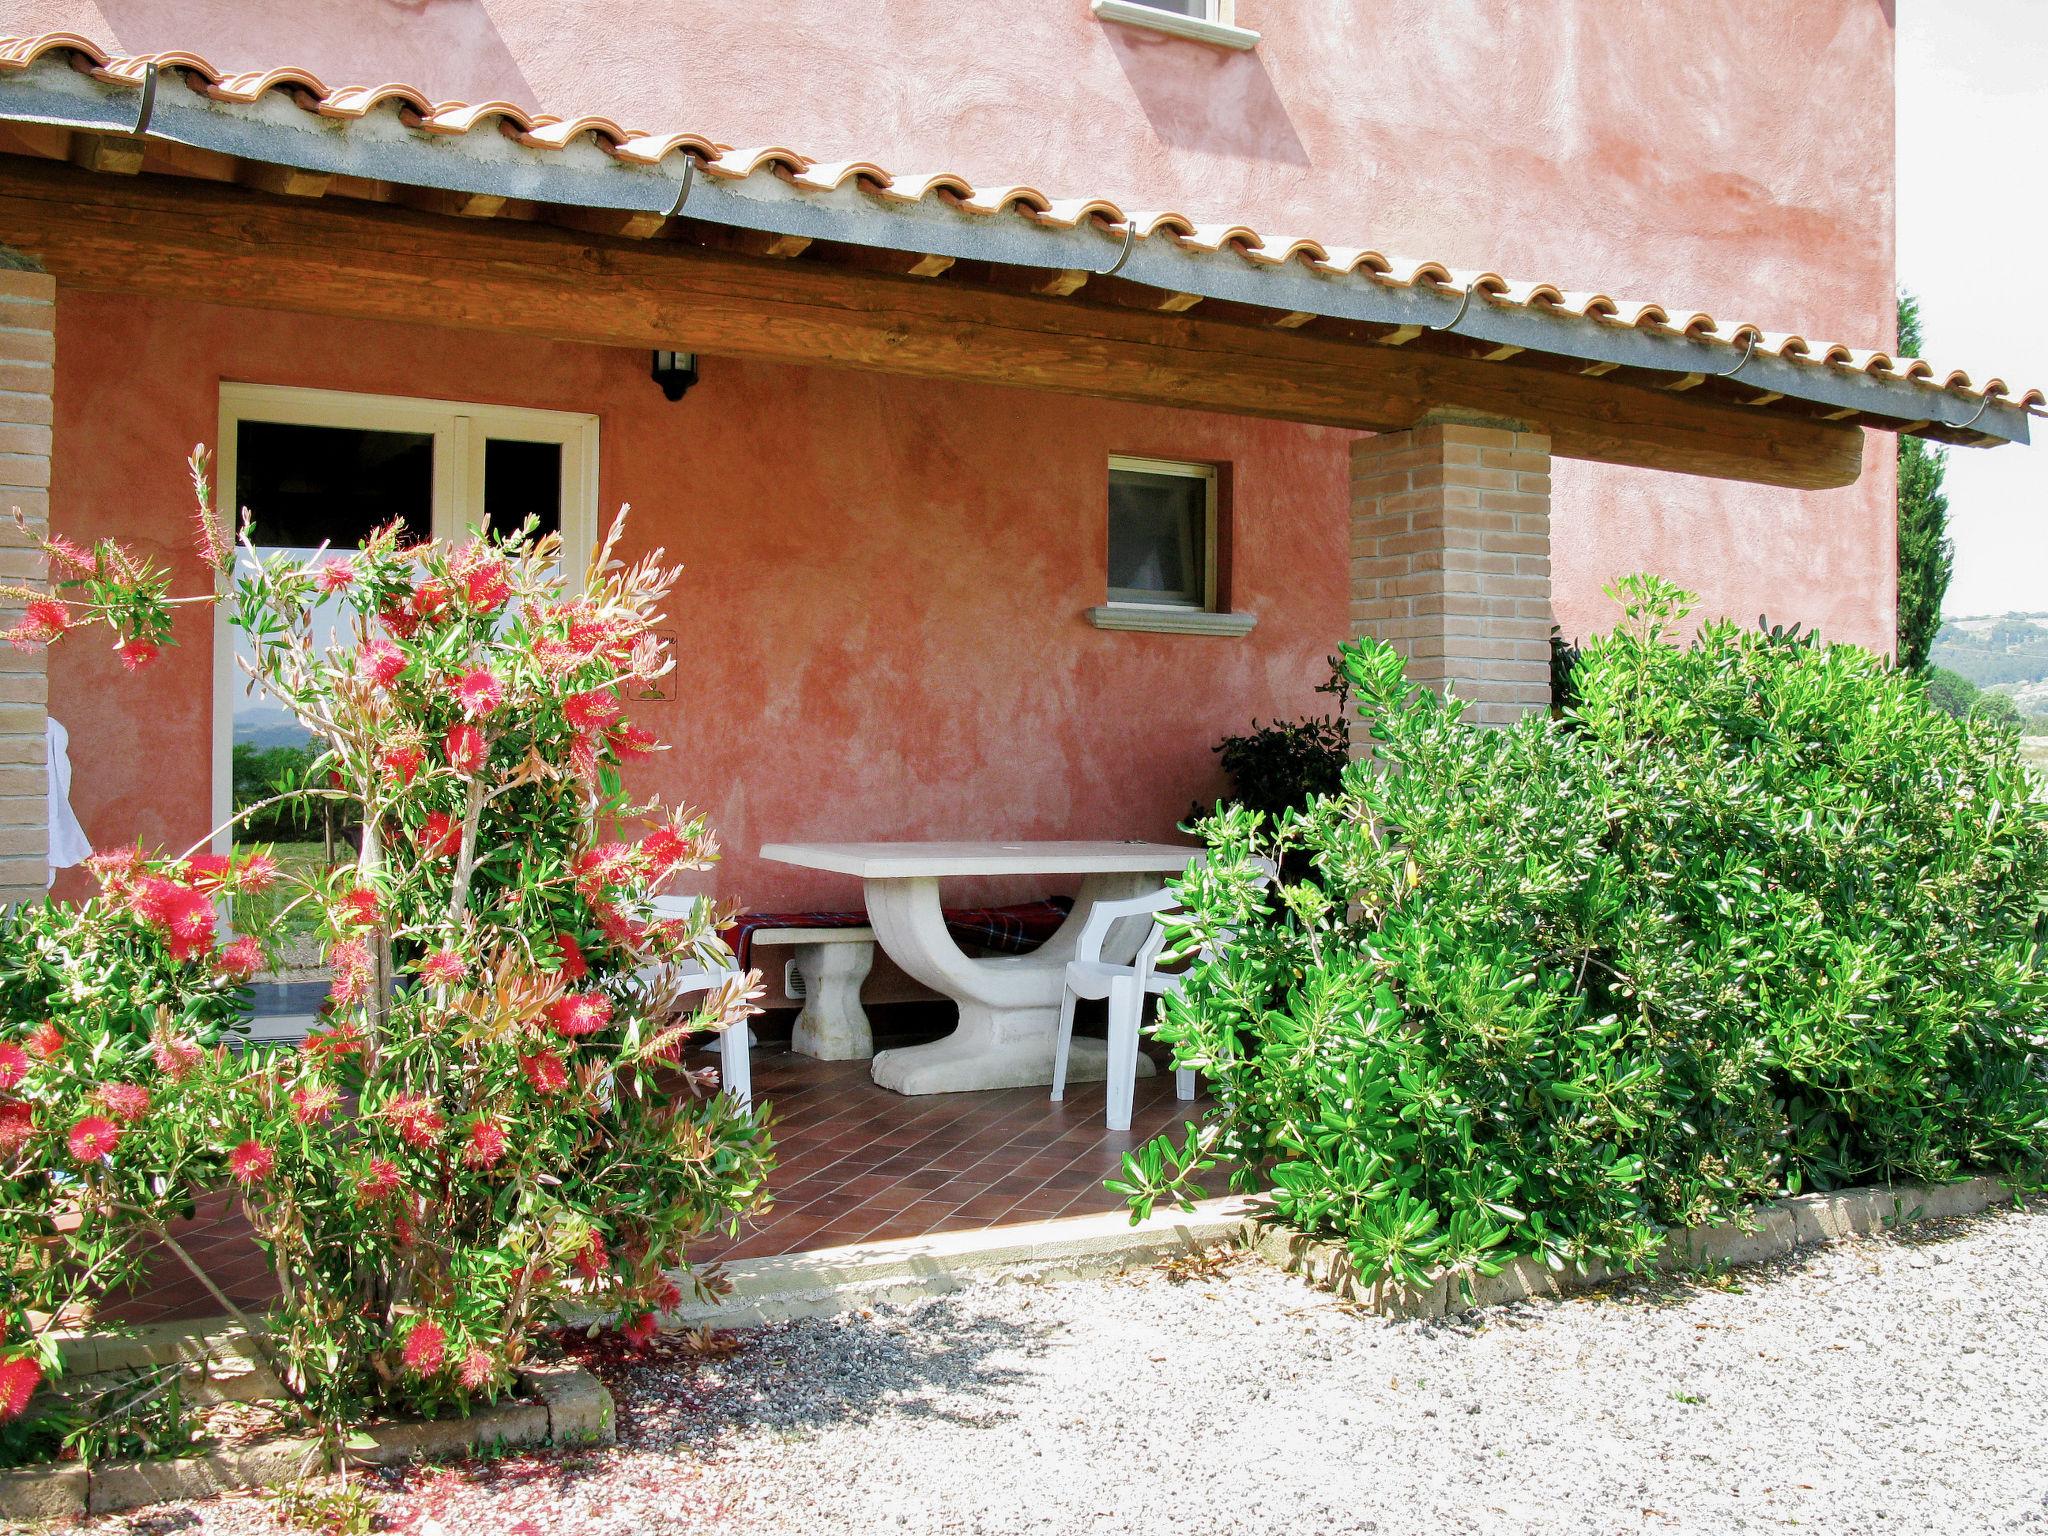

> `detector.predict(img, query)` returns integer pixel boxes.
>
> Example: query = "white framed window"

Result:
[210,384,599,851]
[1107,455,1217,610]
[1091,0,1259,50]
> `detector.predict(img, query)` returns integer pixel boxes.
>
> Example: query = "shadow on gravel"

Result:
[602,1294,1062,1452]
[1403,1195,2041,1339]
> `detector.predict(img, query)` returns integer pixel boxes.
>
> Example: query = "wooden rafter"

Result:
[0,157,1864,488]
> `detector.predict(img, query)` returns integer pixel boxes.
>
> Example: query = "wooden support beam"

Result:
[394,186,509,220]
[551,206,670,240]
[235,161,332,198]
[1270,311,1317,330]
[67,134,142,176]
[0,157,1864,489]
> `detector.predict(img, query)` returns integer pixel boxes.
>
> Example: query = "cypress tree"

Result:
[1895,291,1953,672]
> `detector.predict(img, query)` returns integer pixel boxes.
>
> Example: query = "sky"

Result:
[1897,0,2048,617]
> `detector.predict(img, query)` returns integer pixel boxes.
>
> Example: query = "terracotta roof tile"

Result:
[0,30,2037,419]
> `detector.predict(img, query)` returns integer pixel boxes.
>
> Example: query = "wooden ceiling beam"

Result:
[0,158,1864,489]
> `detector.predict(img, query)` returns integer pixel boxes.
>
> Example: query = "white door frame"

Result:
[211,383,599,851]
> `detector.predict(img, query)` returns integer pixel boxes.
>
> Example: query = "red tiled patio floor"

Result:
[96,1037,1211,1325]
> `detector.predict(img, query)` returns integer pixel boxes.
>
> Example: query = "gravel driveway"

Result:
[79,1200,2048,1536]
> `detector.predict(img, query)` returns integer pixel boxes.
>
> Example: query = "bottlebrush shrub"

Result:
[1118,576,2048,1292]
[0,456,773,1439]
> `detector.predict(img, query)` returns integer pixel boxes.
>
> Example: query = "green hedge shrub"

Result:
[1121,576,2048,1290]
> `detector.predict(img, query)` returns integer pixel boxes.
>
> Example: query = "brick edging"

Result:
[1245,1175,2019,1319]
[0,1341,613,1522]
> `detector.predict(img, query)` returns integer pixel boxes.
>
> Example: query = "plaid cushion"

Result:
[720,897,1073,974]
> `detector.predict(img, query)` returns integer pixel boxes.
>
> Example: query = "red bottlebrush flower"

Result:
[0,1355,41,1423]
[654,1276,684,1312]
[639,823,694,875]
[593,902,644,949]
[314,558,356,594]
[567,729,602,783]
[228,1139,274,1186]
[572,842,634,898]
[0,1044,25,1092]
[235,851,280,894]
[215,935,264,981]
[531,636,586,678]
[380,1094,446,1149]
[86,846,144,892]
[356,1157,402,1203]
[134,878,217,962]
[571,1232,610,1281]
[419,949,465,986]
[151,1028,201,1081]
[95,1082,150,1124]
[356,637,407,688]
[457,1344,497,1391]
[419,810,463,857]
[0,1102,32,1157]
[290,1080,338,1125]
[378,603,420,641]
[453,666,504,719]
[609,721,658,762]
[445,723,487,776]
[10,598,71,649]
[68,1115,122,1163]
[563,688,621,732]
[183,852,234,890]
[620,1312,659,1351]
[519,1050,568,1095]
[306,1017,368,1060]
[462,1117,509,1170]
[463,560,510,614]
[392,1210,416,1248]
[26,1022,62,1061]
[547,991,612,1039]
[115,638,158,671]
[44,534,95,575]
[400,1318,446,1377]
[553,931,589,980]
[379,744,424,785]
[338,887,380,929]
[410,579,452,623]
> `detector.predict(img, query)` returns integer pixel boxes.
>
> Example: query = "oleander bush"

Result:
[1120,576,2048,1291]
[0,454,773,1449]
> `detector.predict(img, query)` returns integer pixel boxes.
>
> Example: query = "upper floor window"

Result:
[1091,0,1259,50]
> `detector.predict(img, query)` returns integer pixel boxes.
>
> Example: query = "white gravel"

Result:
[80,1200,2048,1536]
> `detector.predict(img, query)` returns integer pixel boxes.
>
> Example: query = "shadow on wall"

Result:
[1103,24,1309,166]
[91,0,538,107]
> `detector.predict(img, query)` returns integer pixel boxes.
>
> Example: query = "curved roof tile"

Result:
[0,30,2033,419]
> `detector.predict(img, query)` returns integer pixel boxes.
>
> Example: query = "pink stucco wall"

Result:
[24,1,1903,912]
[45,293,1351,914]
[1,0,1901,641]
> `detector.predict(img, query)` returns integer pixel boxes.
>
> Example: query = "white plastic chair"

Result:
[641,895,753,1108]
[1050,861,1275,1131]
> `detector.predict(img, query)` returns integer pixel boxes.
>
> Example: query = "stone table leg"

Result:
[789,940,875,1060]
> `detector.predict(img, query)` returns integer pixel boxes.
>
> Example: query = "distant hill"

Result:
[1933,614,2048,715]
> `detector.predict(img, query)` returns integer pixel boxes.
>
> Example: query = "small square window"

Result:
[1091,0,1256,47]
[1123,0,1214,15]
[1107,457,1217,610]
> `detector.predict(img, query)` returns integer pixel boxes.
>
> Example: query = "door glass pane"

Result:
[482,438,563,545]
[231,421,435,982]
[1108,466,1207,607]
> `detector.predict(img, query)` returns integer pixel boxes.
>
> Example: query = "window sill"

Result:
[1090,0,1260,50]
[1087,604,1257,637]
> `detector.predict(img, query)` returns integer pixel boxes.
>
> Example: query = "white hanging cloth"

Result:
[45,716,89,885]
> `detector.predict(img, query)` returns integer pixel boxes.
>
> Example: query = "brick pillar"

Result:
[0,255,51,904]
[1348,418,1553,734]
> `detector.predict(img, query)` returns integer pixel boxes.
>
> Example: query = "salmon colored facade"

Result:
[9,0,1901,921]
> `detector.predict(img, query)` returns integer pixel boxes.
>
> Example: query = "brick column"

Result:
[0,254,51,904]
[1348,418,1553,733]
